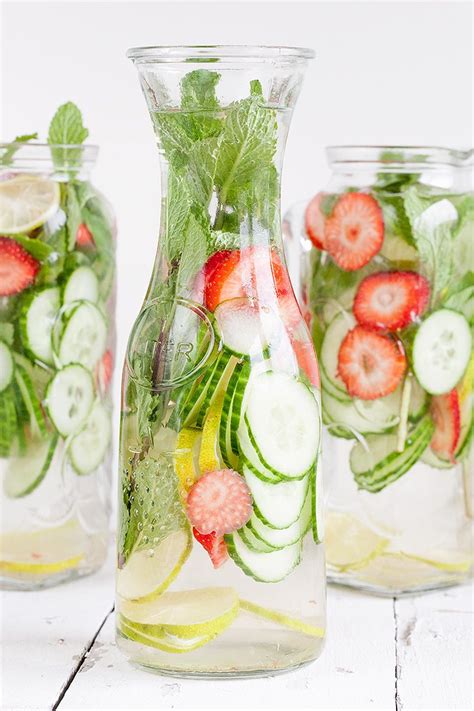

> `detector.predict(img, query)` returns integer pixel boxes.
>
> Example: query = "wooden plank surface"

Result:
[394,583,473,711]
[0,551,114,711]
[59,585,396,710]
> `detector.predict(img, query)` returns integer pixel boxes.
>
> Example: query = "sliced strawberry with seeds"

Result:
[186,469,252,536]
[76,223,95,248]
[325,193,384,271]
[0,237,40,296]
[192,528,229,568]
[305,192,327,250]
[354,271,430,331]
[95,349,113,393]
[204,250,242,311]
[337,325,406,400]
[430,390,461,462]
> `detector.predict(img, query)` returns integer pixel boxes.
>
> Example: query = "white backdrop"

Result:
[1,0,473,456]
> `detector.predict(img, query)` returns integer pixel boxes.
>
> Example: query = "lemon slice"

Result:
[240,599,324,638]
[117,528,191,602]
[0,520,84,575]
[173,428,201,498]
[325,511,389,570]
[0,174,60,234]
[119,619,215,654]
[199,390,225,472]
[120,586,239,639]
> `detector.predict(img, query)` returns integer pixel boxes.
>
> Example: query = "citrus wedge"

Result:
[173,427,201,498]
[117,528,191,602]
[0,175,60,234]
[325,511,389,570]
[0,520,84,575]
[120,586,239,640]
[119,618,215,654]
[199,390,225,472]
[240,599,324,638]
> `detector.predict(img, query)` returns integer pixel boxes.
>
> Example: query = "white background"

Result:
[1,0,473,434]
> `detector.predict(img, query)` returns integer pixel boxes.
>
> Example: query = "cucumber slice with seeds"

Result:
[248,490,312,549]
[46,364,94,437]
[20,287,60,366]
[70,401,111,475]
[413,309,471,395]
[4,436,57,498]
[63,266,99,304]
[320,312,355,396]
[55,301,107,370]
[243,464,310,529]
[0,341,14,392]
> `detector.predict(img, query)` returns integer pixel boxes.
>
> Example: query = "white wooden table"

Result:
[2,549,472,711]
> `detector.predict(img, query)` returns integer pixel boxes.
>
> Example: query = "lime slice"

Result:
[0,520,84,575]
[0,175,60,234]
[117,528,191,602]
[240,599,324,638]
[355,551,471,590]
[173,428,201,498]
[120,586,239,639]
[119,618,215,654]
[325,511,389,570]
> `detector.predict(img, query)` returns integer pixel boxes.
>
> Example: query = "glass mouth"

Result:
[127,45,315,64]
[0,142,99,172]
[326,145,473,169]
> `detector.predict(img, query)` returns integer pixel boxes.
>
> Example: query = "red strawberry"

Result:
[354,271,430,331]
[305,192,327,250]
[430,390,461,462]
[192,528,229,569]
[95,350,113,393]
[337,325,406,400]
[325,193,384,271]
[76,223,95,248]
[291,337,321,388]
[204,250,241,311]
[0,237,40,296]
[186,469,252,536]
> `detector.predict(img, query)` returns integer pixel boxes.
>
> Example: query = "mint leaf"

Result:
[0,133,38,166]
[444,271,474,327]
[376,192,414,245]
[66,183,82,251]
[176,213,209,296]
[0,323,14,346]
[181,69,220,111]
[48,102,89,168]
[9,234,53,261]
[165,170,192,264]
[82,200,113,255]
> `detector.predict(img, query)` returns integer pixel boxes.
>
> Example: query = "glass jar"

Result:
[0,142,116,589]
[285,146,473,595]
[116,45,325,677]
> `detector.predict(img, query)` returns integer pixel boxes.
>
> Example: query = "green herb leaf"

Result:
[48,102,89,169]
[0,323,14,346]
[176,213,209,295]
[0,133,38,167]
[444,271,474,327]
[9,234,53,261]
[82,200,113,255]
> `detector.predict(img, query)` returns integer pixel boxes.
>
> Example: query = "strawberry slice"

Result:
[325,193,384,271]
[204,250,242,311]
[354,271,430,331]
[0,237,40,296]
[192,528,229,569]
[291,337,321,388]
[430,390,461,462]
[305,192,327,250]
[95,349,113,393]
[186,469,252,536]
[76,222,95,248]
[337,325,406,400]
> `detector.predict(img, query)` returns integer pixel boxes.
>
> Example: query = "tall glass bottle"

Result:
[116,46,325,676]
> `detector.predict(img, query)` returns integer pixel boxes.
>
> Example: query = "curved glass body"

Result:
[116,46,325,677]
[285,146,473,595]
[0,144,116,589]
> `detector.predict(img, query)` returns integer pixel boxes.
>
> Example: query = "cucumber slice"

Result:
[69,401,111,475]
[63,266,99,304]
[322,389,398,436]
[244,371,320,479]
[229,362,251,457]
[219,362,248,469]
[248,490,311,549]
[349,416,434,492]
[14,365,48,438]
[55,301,107,370]
[311,458,323,544]
[239,526,275,553]
[420,447,454,469]
[179,352,225,427]
[243,464,309,529]
[0,341,14,392]
[320,366,351,403]
[238,424,282,484]
[46,364,94,437]
[408,377,428,422]
[214,297,278,356]
[320,312,355,395]
[3,437,57,498]
[0,388,17,457]
[20,287,60,366]
[413,309,472,395]
[225,531,301,583]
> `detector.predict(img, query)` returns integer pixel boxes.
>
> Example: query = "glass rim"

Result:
[0,141,99,169]
[126,44,315,63]
[326,145,473,168]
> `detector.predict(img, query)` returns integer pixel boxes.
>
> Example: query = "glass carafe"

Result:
[284,146,473,595]
[116,45,325,676]
[0,142,116,589]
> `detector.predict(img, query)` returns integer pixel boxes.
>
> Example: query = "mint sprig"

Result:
[48,102,89,169]
[0,133,38,167]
